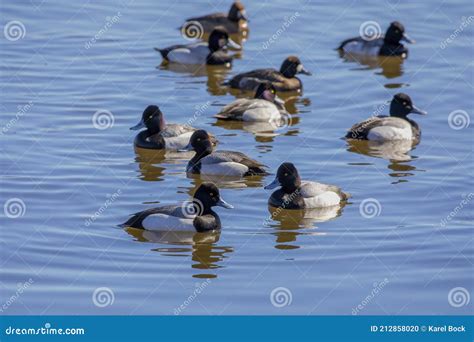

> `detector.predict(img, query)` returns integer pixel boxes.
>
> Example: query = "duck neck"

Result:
[189,145,213,167]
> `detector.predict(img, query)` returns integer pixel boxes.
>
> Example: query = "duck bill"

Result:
[402,33,415,44]
[410,105,427,115]
[178,143,193,152]
[130,119,145,130]
[217,197,233,209]
[226,38,242,50]
[297,64,312,76]
[264,178,280,190]
[239,11,249,22]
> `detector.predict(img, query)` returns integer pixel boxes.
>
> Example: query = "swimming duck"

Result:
[345,93,427,141]
[123,183,233,232]
[226,56,311,92]
[265,163,350,209]
[155,27,240,65]
[338,21,414,58]
[214,83,287,122]
[182,1,248,35]
[182,129,267,177]
[130,105,217,150]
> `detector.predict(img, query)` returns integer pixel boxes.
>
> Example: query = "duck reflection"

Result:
[126,228,233,279]
[266,205,345,249]
[346,139,419,180]
[338,51,404,79]
[133,146,192,181]
[186,172,265,189]
[158,63,233,96]
[212,92,307,142]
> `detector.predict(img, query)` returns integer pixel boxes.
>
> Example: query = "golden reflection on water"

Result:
[346,139,421,181]
[266,204,346,249]
[126,228,233,279]
[338,51,404,79]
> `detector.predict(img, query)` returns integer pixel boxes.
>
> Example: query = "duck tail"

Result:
[154,47,168,60]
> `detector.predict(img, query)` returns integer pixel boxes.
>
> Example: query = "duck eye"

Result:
[209,192,214,197]
[284,173,288,176]
[403,102,407,106]
[197,138,201,141]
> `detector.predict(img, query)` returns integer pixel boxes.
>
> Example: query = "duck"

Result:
[225,56,311,92]
[130,105,217,150]
[345,93,427,141]
[338,21,414,58]
[154,27,240,66]
[264,163,350,209]
[182,1,248,35]
[181,129,267,177]
[122,183,233,232]
[213,83,287,122]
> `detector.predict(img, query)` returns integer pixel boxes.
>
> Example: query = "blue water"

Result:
[0,0,472,315]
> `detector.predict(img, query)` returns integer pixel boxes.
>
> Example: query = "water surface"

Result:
[1,0,472,315]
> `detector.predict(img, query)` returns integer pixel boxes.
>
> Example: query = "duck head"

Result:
[228,1,248,22]
[181,129,213,154]
[280,56,312,78]
[254,83,285,107]
[385,21,415,45]
[390,93,427,118]
[194,182,234,212]
[130,105,165,134]
[208,27,241,51]
[265,162,301,192]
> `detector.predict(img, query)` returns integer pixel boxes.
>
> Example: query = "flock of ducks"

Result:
[123,2,427,233]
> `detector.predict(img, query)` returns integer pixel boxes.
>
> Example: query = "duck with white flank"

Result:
[214,83,287,122]
[265,163,350,209]
[130,105,217,150]
[345,93,427,142]
[182,130,267,177]
[338,21,414,58]
[155,27,240,66]
[123,183,233,232]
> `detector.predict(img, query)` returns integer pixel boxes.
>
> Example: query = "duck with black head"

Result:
[265,163,350,209]
[214,83,287,122]
[181,129,268,177]
[182,1,248,35]
[226,56,311,92]
[130,105,217,150]
[155,27,241,66]
[338,21,415,58]
[122,183,233,232]
[345,93,427,142]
